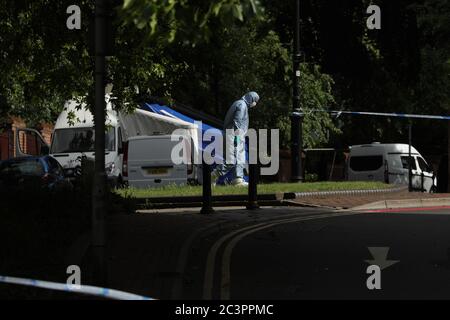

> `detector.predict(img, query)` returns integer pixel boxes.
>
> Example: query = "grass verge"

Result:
[116,181,393,198]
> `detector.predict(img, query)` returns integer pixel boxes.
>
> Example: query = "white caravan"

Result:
[49,98,199,186]
[347,142,437,192]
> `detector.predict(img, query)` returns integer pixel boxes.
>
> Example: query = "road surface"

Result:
[183,207,450,300]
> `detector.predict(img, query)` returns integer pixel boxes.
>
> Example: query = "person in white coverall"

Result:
[212,91,260,186]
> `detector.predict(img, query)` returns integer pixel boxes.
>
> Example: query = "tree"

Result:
[0,0,94,124]
[6,0,448,157]
[167,17,338,149]
[119,0,263,44]
[0,0,263,124]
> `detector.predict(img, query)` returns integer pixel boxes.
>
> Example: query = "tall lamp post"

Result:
[92,0,109,286]
[291,0,304,182]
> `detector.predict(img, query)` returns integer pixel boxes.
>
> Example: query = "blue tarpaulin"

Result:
[142,103,221,151]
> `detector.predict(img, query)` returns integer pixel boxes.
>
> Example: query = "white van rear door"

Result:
[128,136,188,188]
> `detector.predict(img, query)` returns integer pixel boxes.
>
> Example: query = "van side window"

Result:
[105,127,116,151]
[349,156,383,171]
[401,156,417,170]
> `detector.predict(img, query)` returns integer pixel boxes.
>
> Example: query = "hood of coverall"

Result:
[242,92,260,108]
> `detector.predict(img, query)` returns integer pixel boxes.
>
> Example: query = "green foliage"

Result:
[170,19,338,149]
[0,0,94,124]
[412,0,450,113]
[272,63,338,149]
[0,0,265,124]
[304,172,319,182]
[107,22,189,112]
[120,0,263,44]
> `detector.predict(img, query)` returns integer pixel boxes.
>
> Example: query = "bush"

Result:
[305,172,319,182]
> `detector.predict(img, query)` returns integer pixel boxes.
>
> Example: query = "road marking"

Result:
[220,211,361,299]
[202,210,327,299]
[202,210,362,300]
[174,207,323,299]
[365,247,399,270]
[202,221,276,299]
[171,220,223,299]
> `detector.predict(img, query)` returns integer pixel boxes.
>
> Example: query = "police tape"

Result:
[0,275,154,300]
[303,109,450,121]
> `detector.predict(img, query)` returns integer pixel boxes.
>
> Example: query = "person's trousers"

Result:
[217,133,245,181]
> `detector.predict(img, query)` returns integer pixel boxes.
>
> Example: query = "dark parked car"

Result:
[0,156,72,192]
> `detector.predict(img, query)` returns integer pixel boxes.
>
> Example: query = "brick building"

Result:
[0,117,53,160]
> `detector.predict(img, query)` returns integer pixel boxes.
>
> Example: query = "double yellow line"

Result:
[203,210,362,300]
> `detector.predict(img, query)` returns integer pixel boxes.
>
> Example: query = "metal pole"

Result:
[447,122,450,193]
[329,150,336,181]
[201,161,214,214]
[247,164,259,209]
[421,172,424,192]
[291,0,303,182]
[408,122,412,192]
[92,0,107,286]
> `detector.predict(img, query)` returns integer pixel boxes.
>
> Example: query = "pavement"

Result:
[135,186,450,211]
[289,189,450,210]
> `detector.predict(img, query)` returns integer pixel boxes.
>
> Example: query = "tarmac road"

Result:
[186,207,450,300]
[4,205,450,300]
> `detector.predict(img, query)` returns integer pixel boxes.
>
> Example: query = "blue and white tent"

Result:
[141,103,249,184]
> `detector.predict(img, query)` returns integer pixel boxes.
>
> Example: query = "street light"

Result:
[92,0,114,287]
[291,0,304,182]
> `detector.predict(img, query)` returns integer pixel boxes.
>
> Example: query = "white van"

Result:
[49,98,200,186]
[347,143,437,192]
[50,99,123,185]
[123,135,193,188]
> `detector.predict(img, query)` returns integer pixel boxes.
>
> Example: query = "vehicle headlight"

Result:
[106,162,115,175]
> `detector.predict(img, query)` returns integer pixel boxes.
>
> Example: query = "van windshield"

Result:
[417,157,431,172]
[51,128,115,153]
